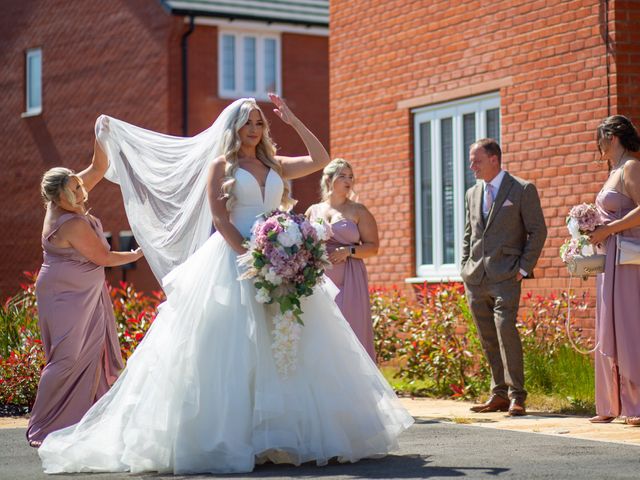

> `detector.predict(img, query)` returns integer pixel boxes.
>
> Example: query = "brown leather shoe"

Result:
[508,398,526,416]
[470,394,510,413]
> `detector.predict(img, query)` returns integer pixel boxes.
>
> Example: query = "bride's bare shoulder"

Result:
[207,156,229,185]
[208,155,227,173]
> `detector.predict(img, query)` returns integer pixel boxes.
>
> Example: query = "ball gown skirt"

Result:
[38,170,413,474]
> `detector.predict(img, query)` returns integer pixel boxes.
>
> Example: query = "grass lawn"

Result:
[382,346,596,417]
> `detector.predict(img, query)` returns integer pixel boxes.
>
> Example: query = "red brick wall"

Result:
[1,0,174,297]
[329,1,626,333]
[280,32,329,210]
[613,0,640,122]
[184,27,329,212]
[1,5,329,298]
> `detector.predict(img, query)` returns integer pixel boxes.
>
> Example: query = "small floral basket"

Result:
[560,203,605,278]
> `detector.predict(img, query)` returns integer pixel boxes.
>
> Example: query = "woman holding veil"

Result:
[38,94,413,475]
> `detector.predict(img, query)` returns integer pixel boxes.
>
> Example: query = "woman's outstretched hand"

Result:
[96,115,111,142]
[269,93,296,125]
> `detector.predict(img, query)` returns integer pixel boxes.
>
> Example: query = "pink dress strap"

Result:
[43,213,90,243]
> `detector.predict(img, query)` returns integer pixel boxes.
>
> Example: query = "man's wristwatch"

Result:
[349,246,356,256]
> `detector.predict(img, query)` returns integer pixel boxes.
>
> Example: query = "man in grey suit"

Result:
[461,138,547,416]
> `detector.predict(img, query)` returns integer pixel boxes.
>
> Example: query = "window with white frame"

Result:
[413,93,501,280]
[24,48,42,116]
[219,30,281,100]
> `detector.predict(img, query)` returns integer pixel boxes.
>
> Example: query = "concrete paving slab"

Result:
[399,397,640,446]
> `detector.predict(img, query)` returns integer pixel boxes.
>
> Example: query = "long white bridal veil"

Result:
[95,99,248,283]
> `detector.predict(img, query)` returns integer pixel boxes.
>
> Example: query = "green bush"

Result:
[372,283,489,399]
[372,283,595,408]
[0,272,596,412]
[0,272,43,408]
[519,291,595,410]
[0,273,164,409]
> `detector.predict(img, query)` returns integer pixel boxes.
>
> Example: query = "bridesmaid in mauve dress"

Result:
[588,115,640,427]
[306,159,379,361]
[26,134,144,447]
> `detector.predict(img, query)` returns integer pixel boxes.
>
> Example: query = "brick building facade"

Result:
[329,0,640,333]
[1,0,328,297]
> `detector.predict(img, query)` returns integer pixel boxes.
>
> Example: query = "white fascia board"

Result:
[170,1,327,25]
[192,16,328,36]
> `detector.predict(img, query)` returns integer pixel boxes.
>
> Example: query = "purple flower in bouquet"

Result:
[567,203,602,234]
[238,209,332,377]
[560,202,602,263]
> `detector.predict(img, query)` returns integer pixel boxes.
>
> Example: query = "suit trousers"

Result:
[464,276,526,401]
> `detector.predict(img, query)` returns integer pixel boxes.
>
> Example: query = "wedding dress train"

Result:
[38,166,414,474]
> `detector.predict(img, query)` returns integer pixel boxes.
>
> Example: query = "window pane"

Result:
[243,37,256,92]
[463,112,476,192]
[440,118,455,264]
[222,35,235,91]
[486,108,500,143]
[264,38,277,93]
[420,122,433,265]
[27,50,42,111]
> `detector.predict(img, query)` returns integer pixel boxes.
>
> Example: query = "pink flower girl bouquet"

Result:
[239,210,331,377]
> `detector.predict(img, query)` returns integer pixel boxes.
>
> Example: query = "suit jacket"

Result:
[461,171,547,286]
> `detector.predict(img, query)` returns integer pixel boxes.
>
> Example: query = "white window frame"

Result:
[412,93,500,281]
[22,48,42,117]
[218,29,281,101]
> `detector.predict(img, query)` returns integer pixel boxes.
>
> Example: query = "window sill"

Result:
[218,92,279,102]
[21,109,42,118]
[405,275,462,284]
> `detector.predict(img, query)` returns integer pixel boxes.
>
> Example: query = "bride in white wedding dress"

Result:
[38,94,414,475]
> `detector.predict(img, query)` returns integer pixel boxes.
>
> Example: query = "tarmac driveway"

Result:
[2,419,640,479]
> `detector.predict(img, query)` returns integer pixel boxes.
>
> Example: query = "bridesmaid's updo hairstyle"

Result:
[40,167,87,207]
[597,115,640,154]
[321,158,355,200]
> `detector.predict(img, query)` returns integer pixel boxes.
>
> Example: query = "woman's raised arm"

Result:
[269,94,330,180]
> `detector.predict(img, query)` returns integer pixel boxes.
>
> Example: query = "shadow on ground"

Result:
[151,454,509,479]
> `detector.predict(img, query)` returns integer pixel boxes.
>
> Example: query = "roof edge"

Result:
[166,7,328,28]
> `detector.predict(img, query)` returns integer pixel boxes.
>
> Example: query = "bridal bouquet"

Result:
[559,203,603,262]
[239,210,331,377]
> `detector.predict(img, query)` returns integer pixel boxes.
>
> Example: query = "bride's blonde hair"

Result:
[220,99,295,210]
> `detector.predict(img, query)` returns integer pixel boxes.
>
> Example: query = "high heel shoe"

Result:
[588,415,615,423]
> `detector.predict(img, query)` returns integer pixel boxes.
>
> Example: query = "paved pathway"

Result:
[399,397,640,446]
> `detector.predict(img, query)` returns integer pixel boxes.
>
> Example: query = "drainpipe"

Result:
[181,15,195,136]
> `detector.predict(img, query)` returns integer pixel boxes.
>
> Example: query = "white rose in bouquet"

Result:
[277,221,302,247]
[255,287,271,304]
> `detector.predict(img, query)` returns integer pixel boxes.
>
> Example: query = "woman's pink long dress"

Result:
[325,219,376,361]
[595,189,640,417]
[26,213,123,443]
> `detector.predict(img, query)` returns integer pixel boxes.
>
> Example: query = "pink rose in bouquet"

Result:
[238,210,331,376]
[560,203,603,262]
[567,203,602,234]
